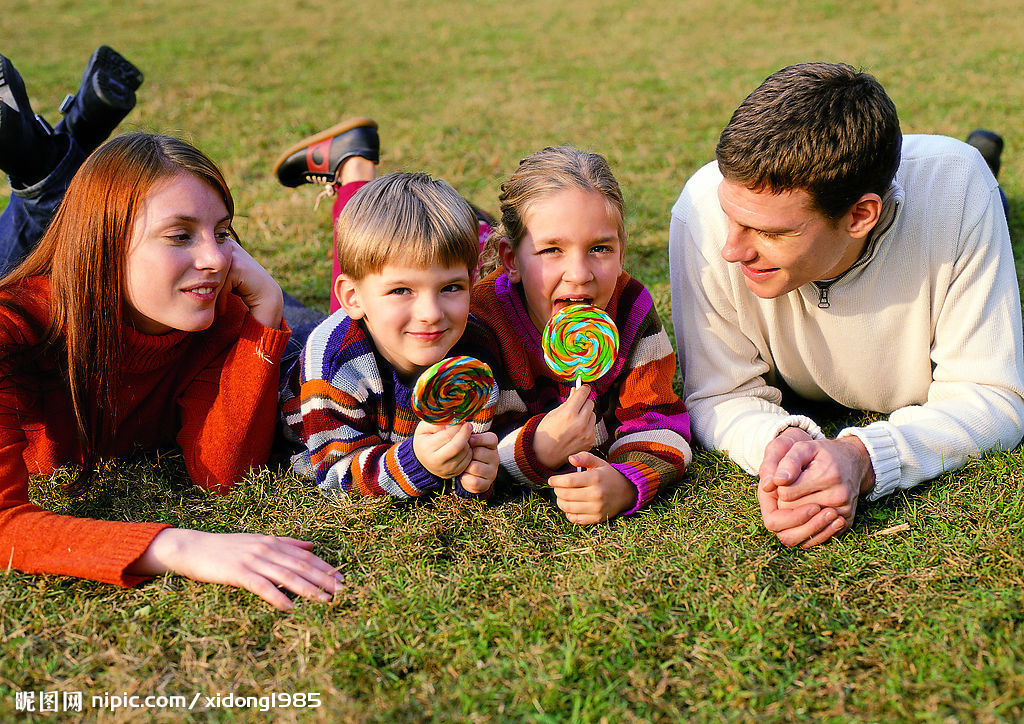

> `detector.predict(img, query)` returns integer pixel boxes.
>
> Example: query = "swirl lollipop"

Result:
[542,304,619,384]
[543,304,618,472]
[412,355,496,425]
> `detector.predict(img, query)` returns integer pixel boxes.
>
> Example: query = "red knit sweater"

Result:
[0,277,290,586]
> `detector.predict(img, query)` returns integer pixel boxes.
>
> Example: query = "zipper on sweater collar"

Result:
[812,281,833,308]
[807,182,904,310]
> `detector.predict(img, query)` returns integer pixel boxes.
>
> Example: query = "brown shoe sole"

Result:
[272,117,379,177]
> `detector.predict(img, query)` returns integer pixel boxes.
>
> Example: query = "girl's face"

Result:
[499,188,624,332]
[125,173,232,335]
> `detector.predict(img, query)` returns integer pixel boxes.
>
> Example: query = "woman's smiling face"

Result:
[124,172,233,335]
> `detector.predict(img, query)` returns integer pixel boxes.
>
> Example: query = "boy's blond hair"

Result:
[335,172,479,279]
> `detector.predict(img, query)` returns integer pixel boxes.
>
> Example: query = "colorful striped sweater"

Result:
[471,270,691,514]
[279,311,497,499]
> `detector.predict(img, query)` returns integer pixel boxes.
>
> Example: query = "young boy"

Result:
[279,167,499,499]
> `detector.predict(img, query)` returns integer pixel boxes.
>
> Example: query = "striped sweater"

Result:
[279,311,497,498]
[471,270,691,514]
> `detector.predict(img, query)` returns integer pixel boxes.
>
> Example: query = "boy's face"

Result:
[336,263,471,381]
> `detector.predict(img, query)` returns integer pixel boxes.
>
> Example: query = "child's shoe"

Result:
[273,118,379,187]
[56,45,143,155]
[966,129,1003,179]
[0,53,63,185]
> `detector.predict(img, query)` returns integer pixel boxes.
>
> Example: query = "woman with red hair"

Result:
[0,129,341,610]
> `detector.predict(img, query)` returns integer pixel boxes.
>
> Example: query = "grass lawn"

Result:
[2,0,1023,720]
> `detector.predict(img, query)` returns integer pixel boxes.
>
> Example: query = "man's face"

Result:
[716,179,868,299]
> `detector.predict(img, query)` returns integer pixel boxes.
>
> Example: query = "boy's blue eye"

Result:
[592,244,614,254]
[441,283,466,294]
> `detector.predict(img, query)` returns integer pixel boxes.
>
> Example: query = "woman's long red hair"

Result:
[0,133,234,493]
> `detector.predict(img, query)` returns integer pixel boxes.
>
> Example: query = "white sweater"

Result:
[669,134,1024,500]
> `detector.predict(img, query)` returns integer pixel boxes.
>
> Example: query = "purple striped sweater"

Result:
[279,312,496,499]
[471,270,691,514]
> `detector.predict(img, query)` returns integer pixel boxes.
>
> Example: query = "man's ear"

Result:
[845,193,883,239]
[498,238,521,283]
[335,276,365,319]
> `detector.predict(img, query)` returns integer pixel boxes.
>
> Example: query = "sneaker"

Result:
[273,117,379,187]
[56,45,143,155]
[966,129,1003,179]
[0,53,62,184]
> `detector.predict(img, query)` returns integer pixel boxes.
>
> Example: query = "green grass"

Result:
[2,0,1024,720]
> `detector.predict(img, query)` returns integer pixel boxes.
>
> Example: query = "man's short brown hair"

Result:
[715,62,902,220]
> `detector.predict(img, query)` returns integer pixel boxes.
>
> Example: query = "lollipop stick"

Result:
[575,375,583,472]
[542,305,618,477]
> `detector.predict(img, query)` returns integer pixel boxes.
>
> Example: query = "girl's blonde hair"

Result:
[335,172,479,280]
[481,146,625,273]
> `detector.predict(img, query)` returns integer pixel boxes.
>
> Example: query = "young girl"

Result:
[473,146,692,523]
[0,132,342,611]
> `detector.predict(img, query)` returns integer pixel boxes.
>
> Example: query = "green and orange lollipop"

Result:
[542,303,619,386]
[412,355,496,425]
[543,304,619,471]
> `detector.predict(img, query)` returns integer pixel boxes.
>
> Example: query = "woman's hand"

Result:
[129,529,343,611]
[222,241,284,329]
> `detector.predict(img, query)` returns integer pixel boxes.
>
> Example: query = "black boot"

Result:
[966,129,1003,179]
[0,53,63,186]
[56,45,143,156]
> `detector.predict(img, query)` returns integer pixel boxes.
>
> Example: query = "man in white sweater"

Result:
[669,62,1024,548]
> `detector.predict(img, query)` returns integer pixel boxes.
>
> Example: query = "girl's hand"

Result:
[222,241,284,329]
[460,432,498,494]
[413,420,474,479]
[547,451,636,524]
[128,529,343,611]
[533,384,596,469]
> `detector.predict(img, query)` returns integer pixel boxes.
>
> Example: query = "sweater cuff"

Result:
[240,314,291,365]
[453,477,495,501]
[396,437,442,494]
[497,415,560,487]
[837,423,901,501]
[116,523,175,587]
[610,462,655,516]
[769,415,826,442]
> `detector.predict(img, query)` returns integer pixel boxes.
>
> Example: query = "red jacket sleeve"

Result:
[0,307,168,586]
[175,300,290,492]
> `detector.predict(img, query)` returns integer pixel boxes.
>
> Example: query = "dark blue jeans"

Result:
[0,140,86,276]
[0,138,325,382]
